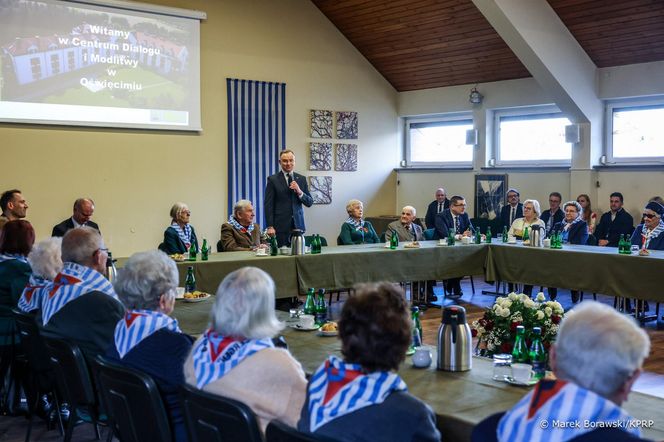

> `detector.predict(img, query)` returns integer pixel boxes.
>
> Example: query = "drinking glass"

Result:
[493,354,512,381]
[630,245,639,255]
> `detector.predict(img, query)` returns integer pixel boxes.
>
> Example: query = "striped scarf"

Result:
[114,310,181,358]
[497,379,641,442]
[227,216,254,234]
[41,262,117,325]
[190,330,274,389]
[17,275,49,313]
[641,220,664,249]
[307,355,408,433]
[345,217,364,230]
[169,223,192,249]
[0,253,29,265]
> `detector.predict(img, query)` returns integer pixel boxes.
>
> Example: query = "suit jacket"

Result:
[499,203,523,232]
[160,225,199,255]
[424,199,450,229]
[595,209,634,247]
[51,218,101,237]
[630,223,664,250]
[552,220,589,245]
[434,209,473,240]
[540,208,565,234]
[264,171,313,246]
[220,222,262,251]
[385,220,423,242]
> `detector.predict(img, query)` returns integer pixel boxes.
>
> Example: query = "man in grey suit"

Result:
[264,150,313,247]
[385,206,423,242]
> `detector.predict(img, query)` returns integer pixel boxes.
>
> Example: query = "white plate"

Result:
[289,324,319,331]
[317,329,338,337]
[182,293,211,303]
[503,376,538,387]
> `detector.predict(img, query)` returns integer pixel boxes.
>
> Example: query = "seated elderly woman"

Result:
[17,237,63,313]
[338,199,380,245]
[493,301,650,442]
[106,250,193,442]
[298,283,440,441]
[220,200,264,252]
[505,199,545,296]
[160,202,199,255]
[184,266,307,433]
[630,201,664,252]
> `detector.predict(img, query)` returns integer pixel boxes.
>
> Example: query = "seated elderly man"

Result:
[220,200,264,252]
[385,206,423,242]
[106,250,193,442]
[492,301,650,442]
[18,237,63,313]
[40,227,125,360]
[51,198,100,237]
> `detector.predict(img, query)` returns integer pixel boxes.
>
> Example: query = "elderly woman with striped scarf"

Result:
[184,267,307,433]
[298,283,440,441]
[338,199,380,245]
[17,237,63,313]
[106,250,193,442]
[160,202,199,255]
[631,201,664,251]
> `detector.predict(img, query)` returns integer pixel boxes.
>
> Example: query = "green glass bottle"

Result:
[529,327,546,380]
[502,226,508,243]
[313,234,322,254]
[310,234,318,254]
[411,306,422,344]
[409,307,422,351]
[270,235,278,256]
[188,242,197,261]
[303,288,316,315]
[522,226,530,244]
[618,234,625,254]
[486,226,492,244]
[474,228,481,244]
[448,230,455,246]
[390,229,399,249]
[184,266,196,293]
[556,232,563,249]
[201,238,209,261]
[511,325,529,363]
[314,288,327,325]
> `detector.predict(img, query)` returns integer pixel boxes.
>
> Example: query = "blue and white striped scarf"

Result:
[344,217,365,230]
[307,355,408,432]
[114,310,181,358]
[497,379,641,442]
[227,216,254,234]
[641,220,664,249]
[190,330,274,389]
[169,223,193,249]
[0,253,29,265]
[17,275,49,313]
[41,262,117,325]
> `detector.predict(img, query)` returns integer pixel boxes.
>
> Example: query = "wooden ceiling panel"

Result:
[312,0,664,91]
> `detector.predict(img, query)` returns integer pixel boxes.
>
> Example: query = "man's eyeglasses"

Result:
[454,204,467,207]
[93,247,109,258]
[643,213,658,219]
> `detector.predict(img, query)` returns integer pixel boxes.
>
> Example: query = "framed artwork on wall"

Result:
[309,176,332,204]
[474,174,507,220]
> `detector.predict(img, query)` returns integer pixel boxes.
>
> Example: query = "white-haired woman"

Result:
[508,199,545,240]
[220,200,264,252]
[161,202,199,255]
[338,199,380,245]
[184,267,306,433]
[496,301,650,441]
[17,237,63,313]
[551,200,589,246]
[106,250,193,442]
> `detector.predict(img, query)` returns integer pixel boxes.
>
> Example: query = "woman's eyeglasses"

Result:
[642,213,657,219]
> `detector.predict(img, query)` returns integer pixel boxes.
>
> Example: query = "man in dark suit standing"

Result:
[52,198,101,237]
[499,188,523,232]
[434,195,474,296]
[424,188,450,229]
[595,192,634,247]
[540,192,564,235]
[264,150,313,247]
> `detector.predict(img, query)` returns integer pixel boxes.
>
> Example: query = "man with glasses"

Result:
[51,198,101,237]
[434,196,473,297]
[40,227,124,360]
[596,192,634,247]
[499,188,523,232]
[540,192,564,235]
[424,188,450,230]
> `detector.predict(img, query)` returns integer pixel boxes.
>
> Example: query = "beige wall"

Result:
[1,0,398,255]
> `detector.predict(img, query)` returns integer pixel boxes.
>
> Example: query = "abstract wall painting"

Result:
[474,174,507,220]
[335,143,357,171]
[309,143,332,171]
[310,110,333,138]
[309,176,332,204]
[335,111,358,139]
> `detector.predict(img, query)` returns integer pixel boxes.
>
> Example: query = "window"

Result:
[606,98,664,164]
[494,106,571,166]
[405,114,474,167]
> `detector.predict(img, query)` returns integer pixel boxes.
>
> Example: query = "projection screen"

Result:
[0,0,204,131]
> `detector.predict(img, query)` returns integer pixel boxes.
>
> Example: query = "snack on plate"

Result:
[638,248,650,256]
[184,291,208,299]
[170,253,186,262]
[404,241,420,248]
[320,322,338,332]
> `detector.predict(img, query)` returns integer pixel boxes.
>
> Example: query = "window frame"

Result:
[605,97,664,166]
[493,105,571,167]
[404,113,474,168]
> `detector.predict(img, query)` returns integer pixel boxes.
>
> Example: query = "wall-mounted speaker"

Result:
[565,124,580,144]
[466,129,478,145]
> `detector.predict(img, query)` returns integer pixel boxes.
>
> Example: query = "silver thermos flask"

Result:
[437,305,472,371]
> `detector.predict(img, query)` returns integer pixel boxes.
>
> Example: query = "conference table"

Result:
[171,301,664,441]
[161,241,664,303]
